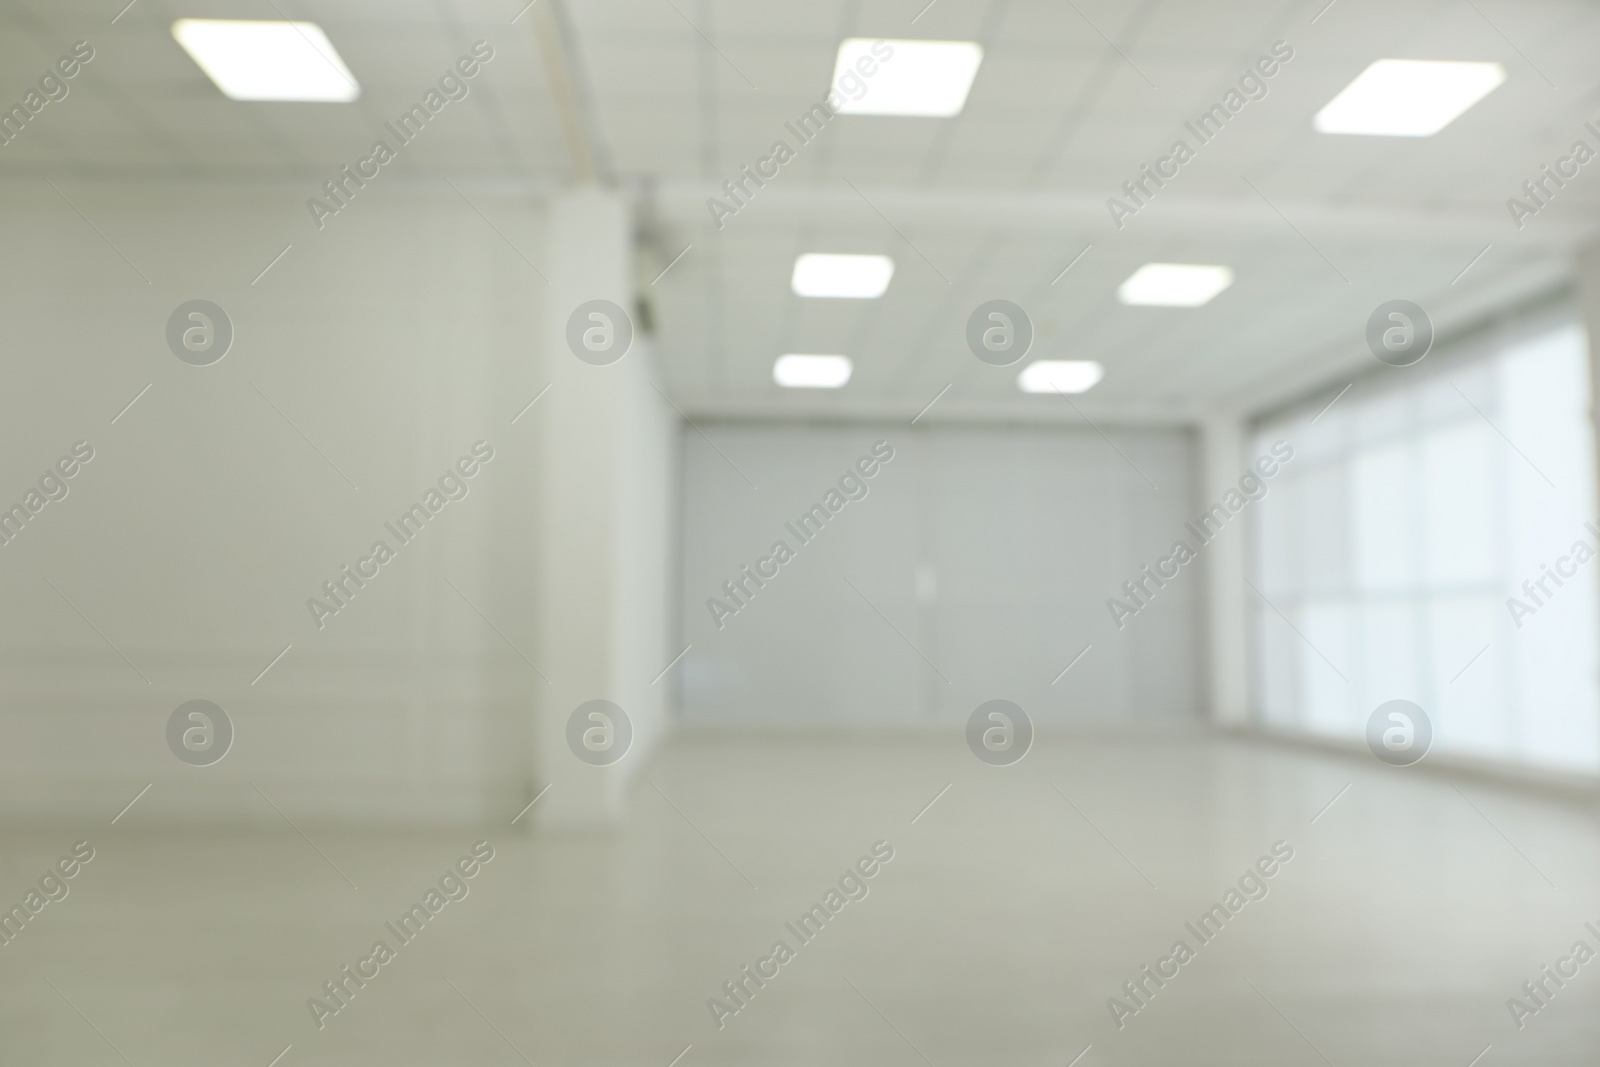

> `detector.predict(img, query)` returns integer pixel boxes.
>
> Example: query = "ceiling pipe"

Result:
[526,0,604,184]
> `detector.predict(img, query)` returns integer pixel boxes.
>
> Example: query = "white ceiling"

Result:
[4,0,1600,420]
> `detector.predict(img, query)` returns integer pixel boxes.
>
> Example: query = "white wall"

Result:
[0,180,678,826]
[677,421,1201,728]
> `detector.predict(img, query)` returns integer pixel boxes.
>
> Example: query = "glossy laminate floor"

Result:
[2,732,1597,1065]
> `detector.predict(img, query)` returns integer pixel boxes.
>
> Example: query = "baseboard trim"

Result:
[1219,722,1600,807]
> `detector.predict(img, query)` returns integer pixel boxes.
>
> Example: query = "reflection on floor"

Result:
[2,732,1598,1065]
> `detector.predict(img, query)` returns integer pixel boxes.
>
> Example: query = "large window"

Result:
[1249,306,1600,775]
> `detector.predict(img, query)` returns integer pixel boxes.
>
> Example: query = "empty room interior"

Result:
[5,0,1600,1063]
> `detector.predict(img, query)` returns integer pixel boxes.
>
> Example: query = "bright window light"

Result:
[791,254,895,298]
[172,19,360,102]
[1018,361,1103,395]
[774,354,853,389]
[830,38,982,117]
[1314,59,1504,136]
[1118,263,1234,307]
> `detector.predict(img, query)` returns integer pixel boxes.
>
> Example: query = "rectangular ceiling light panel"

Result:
[1314,59,1505,136]
[1018,361,1104,394]
[774,354,853,388]
[1117,263,1234,307]
[830,38,982,116]
[792,254,895,298]
[172,19,360,101]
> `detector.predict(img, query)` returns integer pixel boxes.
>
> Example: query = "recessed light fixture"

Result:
[172,19,360,102]
[1117,263,1234,307]
[774,354,853,389]
[830,38,983,117]
[791,253,895,298]
[1018,361,1103,395]
[1314,59,1505,136]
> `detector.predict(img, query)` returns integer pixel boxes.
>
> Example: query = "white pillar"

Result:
[1575,246,1600,790]
[1200,417,1252,729]
[1578,244,1600,528]
[534,188,677,827]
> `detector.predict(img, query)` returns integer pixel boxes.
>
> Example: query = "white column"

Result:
[534,187,677,827]
[1579,244,1600,530]
[1200,417,1252,729]
[1575,246,1600,789]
